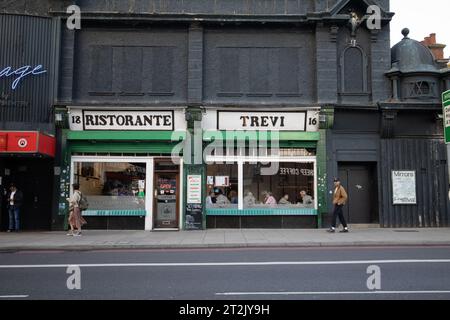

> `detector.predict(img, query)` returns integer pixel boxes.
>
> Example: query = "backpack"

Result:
[78,192,89,211]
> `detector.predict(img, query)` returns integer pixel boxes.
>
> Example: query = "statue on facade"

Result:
[348,11,362,38]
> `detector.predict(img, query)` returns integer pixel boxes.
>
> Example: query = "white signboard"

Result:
[392,171,417,205]
[187,175,202,204]
[216,110,319,131]
[69,109,174,131]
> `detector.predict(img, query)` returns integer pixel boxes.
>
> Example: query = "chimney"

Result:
[421,33,449,66]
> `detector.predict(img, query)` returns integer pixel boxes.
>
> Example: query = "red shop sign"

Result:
[0,131,55,157]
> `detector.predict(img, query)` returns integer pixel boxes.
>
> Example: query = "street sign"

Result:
[443,90,450,144]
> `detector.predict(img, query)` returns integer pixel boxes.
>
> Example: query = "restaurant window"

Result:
[73,162,147,212]
[243,162,315,208]
[206,163,238,209]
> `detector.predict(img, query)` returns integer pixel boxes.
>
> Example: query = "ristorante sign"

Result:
[69,110,175,131]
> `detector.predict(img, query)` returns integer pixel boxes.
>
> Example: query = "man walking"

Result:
[6,183,23,232]
[327,178,349,233]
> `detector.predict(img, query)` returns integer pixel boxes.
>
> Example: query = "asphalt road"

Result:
[1,246,450,300]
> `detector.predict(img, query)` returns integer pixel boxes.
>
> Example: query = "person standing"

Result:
[328,178,349,233]
[6,183,23,232]
[66,183,86,236]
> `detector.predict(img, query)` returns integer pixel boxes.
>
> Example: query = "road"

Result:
[1,246,450,300]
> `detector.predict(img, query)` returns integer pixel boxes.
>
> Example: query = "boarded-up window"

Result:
[342,47,365,93]
[219,48,240,93]
[114,47,143,93]
[151,47,174,94]
[90,46,113,92]
[278,48,299,94]
[249,48,269,93]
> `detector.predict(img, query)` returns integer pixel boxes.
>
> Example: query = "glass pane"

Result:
[206,163,238,208]
[73,162,146,211]
[243,162,315,208]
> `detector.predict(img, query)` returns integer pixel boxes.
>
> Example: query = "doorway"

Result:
[153,159,180,229]
[0,158,53,230]
[338,162,379,224]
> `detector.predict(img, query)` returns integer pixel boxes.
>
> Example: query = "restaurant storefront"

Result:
[201,108,327,228]
[57,107,186,231]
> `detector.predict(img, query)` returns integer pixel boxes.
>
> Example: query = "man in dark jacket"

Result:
[6,183,23,232]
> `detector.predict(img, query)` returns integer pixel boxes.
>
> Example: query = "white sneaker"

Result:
[66,232,73,236]
[73,232,82,237]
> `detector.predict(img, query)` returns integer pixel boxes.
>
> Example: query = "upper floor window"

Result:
[409,81,435,98]
[340,46,368,94]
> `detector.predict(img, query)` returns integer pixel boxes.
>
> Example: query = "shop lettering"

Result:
[0,65,47,90]
[280,167,314,176]
[393,171,414,177]
[240,116,285,128]
[84,114,172,127]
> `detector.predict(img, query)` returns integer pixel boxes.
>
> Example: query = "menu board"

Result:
[187,175,202,204]
[185,204,203,230]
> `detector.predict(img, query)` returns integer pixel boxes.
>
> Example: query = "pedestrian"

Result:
[66,183,87,236]
[6,183,23,232]
[328,178,349,233]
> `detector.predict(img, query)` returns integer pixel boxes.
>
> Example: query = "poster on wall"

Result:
[187,175,202,204]
[392,171,417,205]
[215,176,229,187]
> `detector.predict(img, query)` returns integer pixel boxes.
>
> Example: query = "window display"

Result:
[205,164,238,208]
[243,162,315,208]
[73,162,147,212]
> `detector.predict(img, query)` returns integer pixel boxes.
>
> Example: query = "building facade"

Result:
[1,0,449,231]
[0,3,59,230]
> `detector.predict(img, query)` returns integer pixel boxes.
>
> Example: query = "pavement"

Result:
[1,226,450,251]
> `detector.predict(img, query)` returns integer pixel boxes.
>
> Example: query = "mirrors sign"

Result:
[392,170,417,205]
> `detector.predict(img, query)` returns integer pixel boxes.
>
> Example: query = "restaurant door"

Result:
[154,159,179,229]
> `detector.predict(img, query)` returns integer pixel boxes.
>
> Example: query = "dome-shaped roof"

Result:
[391,28,439,73]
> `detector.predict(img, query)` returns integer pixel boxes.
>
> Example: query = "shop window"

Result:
[73,162,147,212]
[243,162,315,209]
[206,164,239,209]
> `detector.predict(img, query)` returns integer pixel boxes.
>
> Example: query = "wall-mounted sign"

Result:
[442,90,450,144]
[216,110,319,131]
[0,131,55,157]
[187,175,202,204]
[0,65,47,90]
[69,110,175,131]
[392,170,417,205]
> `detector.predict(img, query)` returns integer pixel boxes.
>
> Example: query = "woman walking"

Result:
[67,183,86,236]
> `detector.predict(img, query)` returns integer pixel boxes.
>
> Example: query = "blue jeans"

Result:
[8,206,20,231]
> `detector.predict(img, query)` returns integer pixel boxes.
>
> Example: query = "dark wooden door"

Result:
[338,163,377,224]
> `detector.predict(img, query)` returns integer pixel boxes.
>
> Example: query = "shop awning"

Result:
[0,131,55,157]
[67,130,186,141]
[203,131,320,148]
[203,131,320,141]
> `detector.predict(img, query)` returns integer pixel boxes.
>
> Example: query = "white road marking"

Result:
[0,259,450,269]
[216,290,450,296]
[0,295,29,298]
